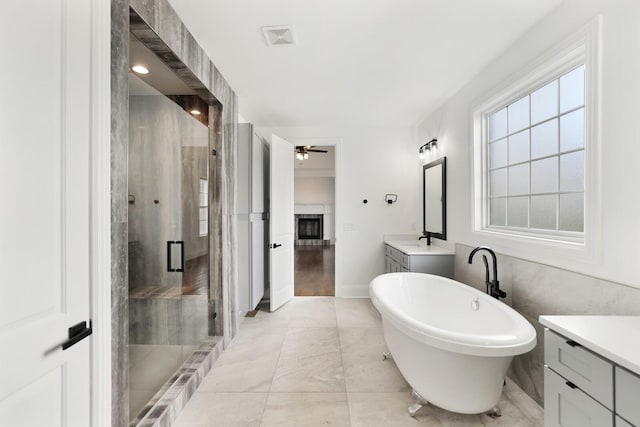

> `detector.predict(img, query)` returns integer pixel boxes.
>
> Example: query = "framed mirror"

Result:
[423,157,447,241]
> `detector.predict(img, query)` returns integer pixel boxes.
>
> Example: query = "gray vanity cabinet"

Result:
[544,328,640,427]
[384,244,453,278]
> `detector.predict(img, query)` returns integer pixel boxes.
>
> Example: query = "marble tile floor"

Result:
[172,297,544,426]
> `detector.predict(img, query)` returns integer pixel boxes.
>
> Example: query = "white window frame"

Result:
[471,18,602,263]
[199,177,208,237]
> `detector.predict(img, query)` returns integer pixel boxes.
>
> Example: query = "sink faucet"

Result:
[418,231,431,246]
[468,246,506,300]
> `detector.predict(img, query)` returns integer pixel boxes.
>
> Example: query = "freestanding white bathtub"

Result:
[369,272,536,415]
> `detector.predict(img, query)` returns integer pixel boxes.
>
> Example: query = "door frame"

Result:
[89,0,112,425]
[288,137,343,297]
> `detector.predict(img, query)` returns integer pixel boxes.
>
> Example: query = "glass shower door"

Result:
[128,71,210,420]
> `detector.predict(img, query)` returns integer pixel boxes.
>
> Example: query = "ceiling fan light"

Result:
[296,152,303,160]
[303,153,309,159]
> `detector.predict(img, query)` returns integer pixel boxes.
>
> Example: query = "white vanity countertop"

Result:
[384,240,455,256]
[539,315,640,375]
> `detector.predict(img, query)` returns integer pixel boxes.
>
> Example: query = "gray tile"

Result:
[289,297,337,328]
[271,328,345,392]
[260,393,350,427]
[340,328,409,392]
[348,392,442,426]
[198,349,280,393]
[172,392,267,427]
[335,298,382,328]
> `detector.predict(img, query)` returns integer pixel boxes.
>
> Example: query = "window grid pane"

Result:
[485,65,585,236]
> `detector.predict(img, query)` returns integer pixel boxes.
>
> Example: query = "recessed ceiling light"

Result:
[131,65,149,75]
[190,110,201,116]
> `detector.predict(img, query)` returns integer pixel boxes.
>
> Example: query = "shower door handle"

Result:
[167,241,185,272]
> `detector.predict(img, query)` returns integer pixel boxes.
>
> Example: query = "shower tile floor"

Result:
[173,297,543,426]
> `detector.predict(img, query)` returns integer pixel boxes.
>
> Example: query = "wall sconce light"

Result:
[418,138,438,161]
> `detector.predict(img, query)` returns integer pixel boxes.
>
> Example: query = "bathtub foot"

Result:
[382,351,393,361]
[486,406,502,418]
[408,390,428,417]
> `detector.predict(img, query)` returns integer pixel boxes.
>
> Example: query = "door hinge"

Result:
[211,149,217,156]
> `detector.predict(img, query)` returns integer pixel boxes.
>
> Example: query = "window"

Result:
[199,178,208,237]
[486,65,585,238]
[471,18,603,253]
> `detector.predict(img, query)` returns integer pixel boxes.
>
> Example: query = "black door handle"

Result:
[565,381,578,389]
[269,243,282,249]
[62,320,92,350]
[167,241,185,272]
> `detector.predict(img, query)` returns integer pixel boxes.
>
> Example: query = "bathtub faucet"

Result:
[468,246,506,300]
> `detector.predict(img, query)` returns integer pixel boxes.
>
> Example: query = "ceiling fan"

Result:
[295,145,327,160]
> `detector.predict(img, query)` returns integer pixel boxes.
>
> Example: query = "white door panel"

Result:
[269,135,294,312]
[0,0,92,425]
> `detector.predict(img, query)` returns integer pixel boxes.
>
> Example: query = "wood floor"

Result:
[294,245,335,296]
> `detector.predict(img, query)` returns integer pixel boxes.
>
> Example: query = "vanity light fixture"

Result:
[418,138,438,161]
[131,64,150,75]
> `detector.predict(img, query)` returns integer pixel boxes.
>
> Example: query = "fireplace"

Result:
[295,214,326,245]
[298,218,322,239]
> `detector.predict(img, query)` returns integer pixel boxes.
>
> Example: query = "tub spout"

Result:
[468,246,506,300]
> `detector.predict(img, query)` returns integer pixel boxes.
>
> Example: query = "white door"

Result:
[269,135,294,312]
[0,1,93,426]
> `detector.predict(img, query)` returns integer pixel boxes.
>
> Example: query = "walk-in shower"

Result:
[127,33,216,421]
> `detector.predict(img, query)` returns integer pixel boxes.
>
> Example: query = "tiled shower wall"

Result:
[110,0,239,424]
[454,243,640,406]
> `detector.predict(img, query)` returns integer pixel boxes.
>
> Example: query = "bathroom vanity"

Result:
[540,316,640,427]
[384,241,454,278]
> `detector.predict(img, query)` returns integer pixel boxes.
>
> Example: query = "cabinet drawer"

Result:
[545,329,614,408]
[616,367,640,426]
[385,245,392,257]
[616,416,634,427]
[401,253,409,268]
[387,246,402,262]
[544,366,613,427]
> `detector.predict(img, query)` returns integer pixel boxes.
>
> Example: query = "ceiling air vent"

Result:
[262,25,296,46]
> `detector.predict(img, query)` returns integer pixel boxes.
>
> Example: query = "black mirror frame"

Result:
[422,156,447,241]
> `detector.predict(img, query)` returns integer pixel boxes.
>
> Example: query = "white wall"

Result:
[260,126,419,297]
[295,177,335,205]
[417,0,640,288]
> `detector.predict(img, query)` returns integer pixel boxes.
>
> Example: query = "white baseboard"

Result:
[336,285,370,298]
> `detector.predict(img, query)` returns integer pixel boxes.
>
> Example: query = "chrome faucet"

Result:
[468,246,506,300]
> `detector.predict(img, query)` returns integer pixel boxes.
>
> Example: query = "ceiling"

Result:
[168,0,562,127]
[129,34,195,95]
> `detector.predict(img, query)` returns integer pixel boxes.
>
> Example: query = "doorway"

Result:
[293,145,336,296]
